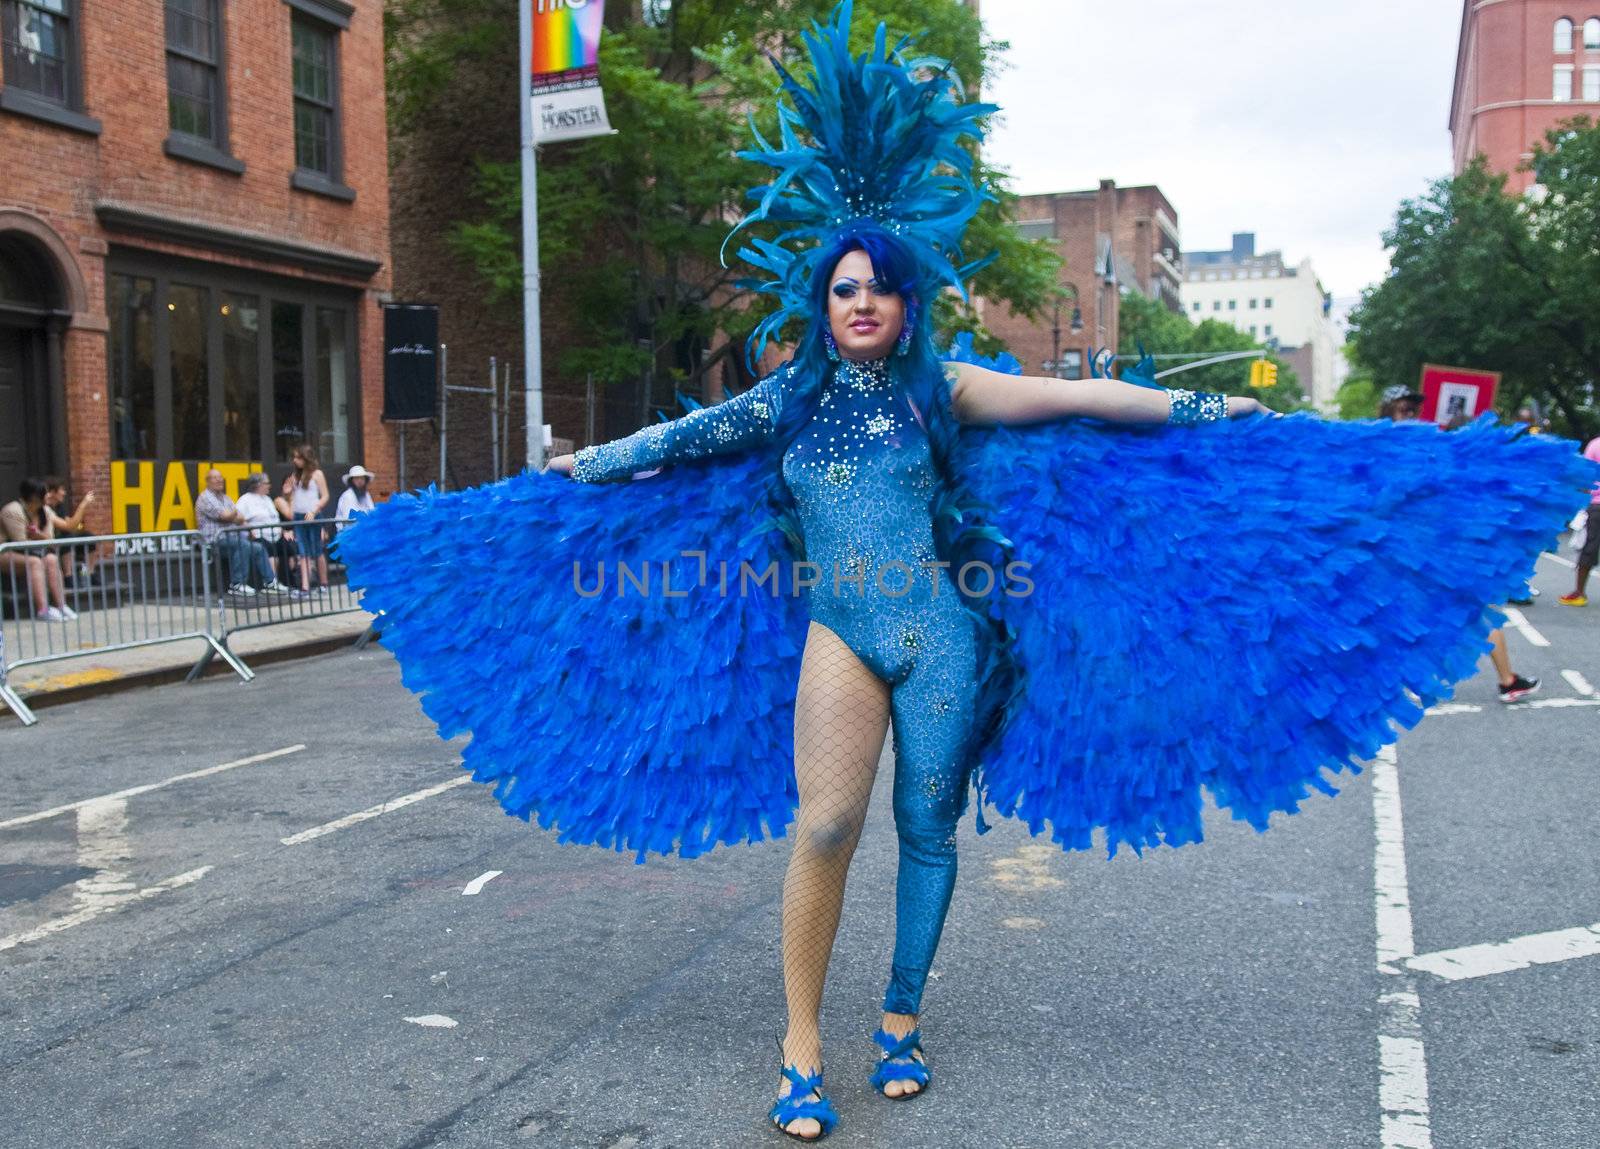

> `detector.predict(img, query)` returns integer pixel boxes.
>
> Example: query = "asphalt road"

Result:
[1,553,1596,1149]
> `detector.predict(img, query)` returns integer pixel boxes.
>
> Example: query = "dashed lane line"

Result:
[1501,607,1550,648]
[1372,744,1434,1149]
[0,745,307,831]
[1560,669,1596,697]
[280,775,471,846]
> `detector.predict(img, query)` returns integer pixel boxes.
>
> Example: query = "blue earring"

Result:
[823,329,841,361]
[896,304,917,357]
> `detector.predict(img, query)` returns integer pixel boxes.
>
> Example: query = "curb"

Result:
[3,630,382,719]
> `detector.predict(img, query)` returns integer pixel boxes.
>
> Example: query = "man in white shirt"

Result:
[335,465,377,526]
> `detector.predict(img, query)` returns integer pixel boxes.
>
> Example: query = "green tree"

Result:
[1116,291,1305,411]
[386,0,1060,401]
[1349,125,1600,438]
[1334,343,1379,420]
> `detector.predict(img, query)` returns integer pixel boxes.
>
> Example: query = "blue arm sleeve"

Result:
[570,365,789,483]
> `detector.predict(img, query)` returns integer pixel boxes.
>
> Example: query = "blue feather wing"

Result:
[961,413,1597,856]
[337,453,809,861]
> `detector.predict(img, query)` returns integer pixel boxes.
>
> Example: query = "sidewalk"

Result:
[2,608,377,713]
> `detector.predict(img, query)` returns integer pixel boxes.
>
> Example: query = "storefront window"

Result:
[221,292,259,458]
[315,305,349,462]
[169,282,209,460]
[271,300,306,462]
[110,274,156,459]
[107,259,357,466]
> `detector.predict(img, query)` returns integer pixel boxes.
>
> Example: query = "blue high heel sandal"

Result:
[770,1062,839,1141]
[869,1026,930,1099]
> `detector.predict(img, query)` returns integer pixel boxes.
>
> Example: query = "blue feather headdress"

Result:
[727,0,998,363]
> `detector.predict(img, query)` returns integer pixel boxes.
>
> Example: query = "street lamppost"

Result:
[1043,284,1084,377]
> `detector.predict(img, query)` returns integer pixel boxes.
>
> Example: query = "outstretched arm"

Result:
[563,366,788,483]
[944,361,1264,427]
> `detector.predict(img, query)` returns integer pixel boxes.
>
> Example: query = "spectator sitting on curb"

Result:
[42,477,97,584]
[196,470,289,598]
[0,477,77,621]
[1558,436,1600,607]
[237,472,297,588]
[1383,387,1539,702]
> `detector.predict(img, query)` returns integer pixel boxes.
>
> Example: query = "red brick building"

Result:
[981,180,1182,379]
[1451,2,1600,190]
[0,0,393,535]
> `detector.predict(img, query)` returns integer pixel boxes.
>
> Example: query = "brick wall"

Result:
[0,0,393,529]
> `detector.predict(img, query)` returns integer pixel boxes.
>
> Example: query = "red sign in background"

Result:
[1419,363,1501,425]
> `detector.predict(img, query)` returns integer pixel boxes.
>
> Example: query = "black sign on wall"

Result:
[382,303,440,422]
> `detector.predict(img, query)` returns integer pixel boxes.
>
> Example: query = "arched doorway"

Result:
[0,231,70,503]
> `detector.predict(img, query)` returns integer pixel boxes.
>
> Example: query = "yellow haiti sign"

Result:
[111,460,263,534]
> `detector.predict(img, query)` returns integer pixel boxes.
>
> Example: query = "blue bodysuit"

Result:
[572,356,976,1016]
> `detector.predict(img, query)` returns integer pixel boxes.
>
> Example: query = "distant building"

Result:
[1451,1,1600,191]
[982,180,1181,380]
[1180,233,1342,411]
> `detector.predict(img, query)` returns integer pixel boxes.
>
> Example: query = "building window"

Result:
[1556,18,1574,53]
[1264,297,1274,309]
[1227,299,1237,311]
[1249,325,1257,337]
[1212,300,1221,312]
[107,259,358,466]
[1249,298,1258,309]
[1587,18,1600,49]
[292,15,338,177]
[1586,66,1600,102]
[165,0,224,147]
[1191,301,1201,313]
[1,0,78,107]
[1556,65,1574,100]
[1264,325,1273,337]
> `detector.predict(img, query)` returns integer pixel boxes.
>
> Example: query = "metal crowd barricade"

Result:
[194,516,377,681]
[0,529,252,726]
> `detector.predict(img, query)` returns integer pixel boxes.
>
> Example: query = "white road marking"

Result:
[461,870,503,896]
[1545,553,1575,569]
[1372,747,1416,967]
[1500,607,1549,647]
[279,775,471,845]
[1561,669,1596,697]
[0,745,307,831]
[0,866,211,953]
[403,1014,459,1029]
[1371,745,1433,1148]
[1424,697,1600,717]
[1424,703,1481,716]
[1405,921,1600,983]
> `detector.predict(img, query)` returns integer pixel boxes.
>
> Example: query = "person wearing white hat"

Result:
[335,466,377,525]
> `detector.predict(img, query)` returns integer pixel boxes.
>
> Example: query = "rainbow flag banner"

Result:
[530,0,612,143]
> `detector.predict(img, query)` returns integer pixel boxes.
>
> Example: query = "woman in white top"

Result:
[282,444,330,597]
[237,472,294,587]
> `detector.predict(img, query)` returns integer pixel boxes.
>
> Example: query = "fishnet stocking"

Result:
[778,621,890,1114]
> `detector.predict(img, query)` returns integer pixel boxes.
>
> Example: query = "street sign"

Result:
[1419,364,1500,425]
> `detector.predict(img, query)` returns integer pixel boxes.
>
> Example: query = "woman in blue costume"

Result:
[337,3,1596,1142]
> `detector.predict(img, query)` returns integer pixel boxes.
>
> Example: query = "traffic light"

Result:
[1249,360,1278,389]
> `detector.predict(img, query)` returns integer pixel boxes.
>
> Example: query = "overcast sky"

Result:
[980,0,1465,302]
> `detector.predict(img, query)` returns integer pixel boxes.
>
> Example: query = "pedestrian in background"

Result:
[335,465,376,525]
[283,445,330,599]
[1558,436,1600,607]
[1385,392,1539,702]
